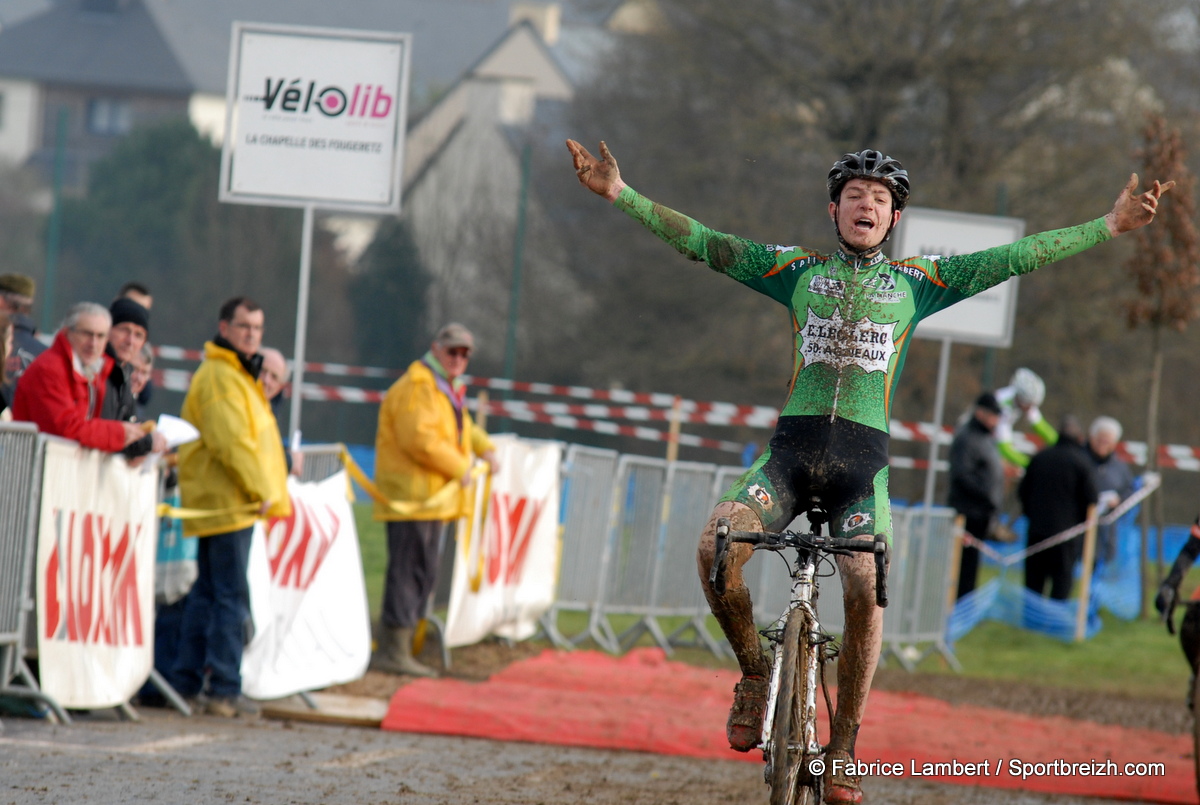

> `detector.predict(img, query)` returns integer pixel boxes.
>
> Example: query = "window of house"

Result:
[86,98,132,136]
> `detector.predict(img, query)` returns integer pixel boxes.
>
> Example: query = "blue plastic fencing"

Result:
[947,500,1182,643]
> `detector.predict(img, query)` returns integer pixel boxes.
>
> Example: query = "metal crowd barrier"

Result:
[296,443,345,484]
[542,445,621,650]
[549,441,961,669]
[0,423,69,723]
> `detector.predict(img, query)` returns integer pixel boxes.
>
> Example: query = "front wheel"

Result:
[769,608,820,805]
[1192,670,1200,802]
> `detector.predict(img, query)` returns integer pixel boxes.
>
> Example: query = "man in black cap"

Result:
[103,297,165,459]
[947,391,1005,599]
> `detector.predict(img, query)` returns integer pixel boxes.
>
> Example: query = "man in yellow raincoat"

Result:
[170,297,291,717]
[372,323,496,676]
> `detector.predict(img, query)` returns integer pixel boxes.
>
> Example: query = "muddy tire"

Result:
[769,608,820,805]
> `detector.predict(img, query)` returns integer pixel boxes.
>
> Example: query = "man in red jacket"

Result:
[12,301,144,451]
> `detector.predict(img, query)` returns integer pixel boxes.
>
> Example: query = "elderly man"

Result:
[372,323,496,677]
[12,302,143,450]
[259,346,302,476]
[102,297,165,459]
[169,297,291,718]
[1088,416,1135,564]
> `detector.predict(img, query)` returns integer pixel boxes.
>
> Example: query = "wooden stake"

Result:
[666,395,682,463]
[1074,504,1099,642]
[476,389,489,431]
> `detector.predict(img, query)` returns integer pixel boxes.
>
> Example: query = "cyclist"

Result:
[1156,520,1200,692]
[994,367,1058,467]
[566,138,1171,804]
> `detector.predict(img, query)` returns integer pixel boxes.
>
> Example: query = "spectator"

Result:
[0,273,46,400]
[168,297,291,718]
[11,302,143,451]
[129,343,153,421]
[372,323,497,677]
[259,346,302,477]
[116,282,154,407]
[0,310,11,419]
[947,392,1005,600]
[1018,416,1099,600]
[1088,416,1135,564]
[993,368,1058,468]
[102,298,165,460]
[117,281,153,311]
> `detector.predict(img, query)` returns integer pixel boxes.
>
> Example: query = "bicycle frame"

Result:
[759,549,823,757]
[711,516,887,803]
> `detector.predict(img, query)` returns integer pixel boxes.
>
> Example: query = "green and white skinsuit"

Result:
[614,185,1111,543]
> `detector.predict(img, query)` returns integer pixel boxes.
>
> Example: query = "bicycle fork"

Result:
[760,560,822,757]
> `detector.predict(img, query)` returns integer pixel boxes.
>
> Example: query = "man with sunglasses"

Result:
[567,138,1171,804]
[372,323,497,677]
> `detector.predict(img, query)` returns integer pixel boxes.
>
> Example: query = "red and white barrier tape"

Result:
[481,402,745,453]
[481,399,778,428]
[152,346,400,378]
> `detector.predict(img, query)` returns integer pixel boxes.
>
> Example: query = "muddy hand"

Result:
[566,139,625,201]
[1106,173,1175,236]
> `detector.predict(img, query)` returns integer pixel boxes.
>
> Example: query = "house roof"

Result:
[0,0,192,93]
[145,0,519,106]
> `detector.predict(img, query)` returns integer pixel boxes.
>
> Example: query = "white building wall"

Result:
[0,78,40,165]
[188,92,227,144]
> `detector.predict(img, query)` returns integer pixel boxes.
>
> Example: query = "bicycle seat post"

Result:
[805,496,828,538]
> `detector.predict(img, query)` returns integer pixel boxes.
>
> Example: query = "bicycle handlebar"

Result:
[710,518,890,608]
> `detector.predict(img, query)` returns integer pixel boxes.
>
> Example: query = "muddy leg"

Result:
[831,548,882,755]
[696,500,769,678]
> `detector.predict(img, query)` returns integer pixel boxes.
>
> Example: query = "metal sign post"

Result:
[218,22,411,435]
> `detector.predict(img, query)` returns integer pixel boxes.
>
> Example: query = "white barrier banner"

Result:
[36,441,157,709]
[445,436,561,648]
[241,470,371,699]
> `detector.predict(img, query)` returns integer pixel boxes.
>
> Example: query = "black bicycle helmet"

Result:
[827,150,910,211]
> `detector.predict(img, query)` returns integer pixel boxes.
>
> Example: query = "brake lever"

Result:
[873,534,890,609]
[710,517,730,595]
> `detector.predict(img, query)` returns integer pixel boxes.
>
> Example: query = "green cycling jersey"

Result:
[615,185,1111,433]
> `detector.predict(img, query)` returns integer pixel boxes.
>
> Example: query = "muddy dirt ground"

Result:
[0,640,1186,805]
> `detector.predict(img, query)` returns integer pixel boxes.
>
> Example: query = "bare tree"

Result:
[1125,113,1200,615]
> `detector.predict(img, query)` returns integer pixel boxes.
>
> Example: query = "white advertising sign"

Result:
[220,22,411,212]
[895,207,1026,347]
[241,471,371,700]
[445,437,562,648]
[36,441,157,709]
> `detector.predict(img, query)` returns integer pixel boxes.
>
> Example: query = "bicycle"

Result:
[710,503,889,805]
[1160,592,1200,801]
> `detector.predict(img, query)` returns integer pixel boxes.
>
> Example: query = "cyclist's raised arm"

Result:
[918,173,1174,303]
[1105,173,1174,237]
[567,139,625,202]
[565,139,781,286]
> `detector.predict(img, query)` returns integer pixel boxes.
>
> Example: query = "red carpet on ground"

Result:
[381,648,1193,804]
